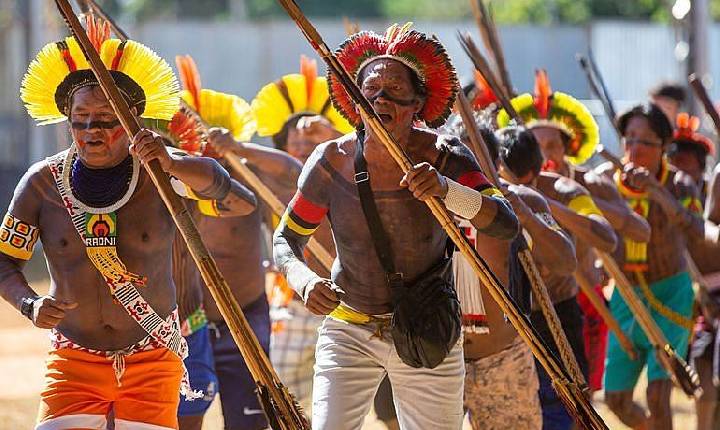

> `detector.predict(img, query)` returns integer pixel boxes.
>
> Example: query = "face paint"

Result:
[368,90,416,106]
[71,119,122,130]
[109,127,126,145]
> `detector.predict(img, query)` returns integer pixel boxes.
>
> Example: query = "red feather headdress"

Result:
[472,70,498,110]
[329,23,458,128]
[674,112,715,156]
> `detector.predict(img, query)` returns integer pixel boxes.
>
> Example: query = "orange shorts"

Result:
[36,347,182,430]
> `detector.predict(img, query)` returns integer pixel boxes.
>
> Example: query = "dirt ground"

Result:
[0,264,696,429]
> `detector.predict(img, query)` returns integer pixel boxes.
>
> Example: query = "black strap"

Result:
[353,129,404,288]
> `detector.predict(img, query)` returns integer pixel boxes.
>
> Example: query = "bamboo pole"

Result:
[275,1,607,427]
[55,2,308,428]
[455,91,587,389]
[574,269,637,360]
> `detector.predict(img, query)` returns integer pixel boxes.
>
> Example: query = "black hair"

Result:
[649,82,686,104]
[496,126,544,179]
[479,126,500,168]
[617,103,673,142]
[668,139,708,170]
[272,112,317,150]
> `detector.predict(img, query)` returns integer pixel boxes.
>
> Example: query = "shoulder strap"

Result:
[353,129,404,287]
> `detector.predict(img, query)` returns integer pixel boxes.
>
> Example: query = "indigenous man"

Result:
[274,24,518,429]
[596,103,708,430]
[443,116,576,430]
[251,56,354,414]
[666,112,720,430]
[171,55,302,430]
[1,30,256,430]
[498,70,651,393]
[495,116,617,430]
[649,81,687,126]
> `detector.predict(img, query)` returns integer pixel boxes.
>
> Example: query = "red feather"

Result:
[674,112,715,156]
[472,70,498,110]
[176,55,203,112]
[168,108,206,156]
[300,55,317,102]
[534,69,551,119]
[85,14,110,53]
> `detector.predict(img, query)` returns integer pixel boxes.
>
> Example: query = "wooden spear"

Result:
[275,1,607,428]
[468,0,513,99]
[689,74,720,142]
[454,91,588,389]
[54,1,308,428]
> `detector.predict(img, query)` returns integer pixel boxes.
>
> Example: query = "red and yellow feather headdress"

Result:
[330,23,458,129]
[673,112,715,156]
[20,16,178,125]
[175,55,256,144]
[496,69,599,165]
[251,55,353,137]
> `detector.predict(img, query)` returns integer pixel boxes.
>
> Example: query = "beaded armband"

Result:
[0,213,40,260]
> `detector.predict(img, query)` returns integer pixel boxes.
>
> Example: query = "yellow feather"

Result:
[251,82,293,137]
[20,41,71,124]
[195,89,256,141]
[282,74,309,114]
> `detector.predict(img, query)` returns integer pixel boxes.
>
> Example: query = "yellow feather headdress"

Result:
[20,20,178,125]
[496,70,599,166]
[176,55,256,143]
[250,55,353,138]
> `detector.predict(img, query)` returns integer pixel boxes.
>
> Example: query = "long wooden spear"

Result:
[689,74,720,141]
[468,0,513,99]
[454,91,588,389]
[275,1,607,428]
[79,0,334,273]
[55,1,308,428]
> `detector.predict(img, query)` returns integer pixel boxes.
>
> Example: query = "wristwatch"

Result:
[21,296,38,320]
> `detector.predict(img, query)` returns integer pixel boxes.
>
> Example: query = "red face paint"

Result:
[109,127,125,145]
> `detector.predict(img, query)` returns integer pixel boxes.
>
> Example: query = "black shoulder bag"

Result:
[353,130,461,369]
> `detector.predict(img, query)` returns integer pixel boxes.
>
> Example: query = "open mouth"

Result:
[83,139,105,148]
[378,113,393,123]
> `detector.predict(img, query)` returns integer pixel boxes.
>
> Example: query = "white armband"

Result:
[443,178,483,220]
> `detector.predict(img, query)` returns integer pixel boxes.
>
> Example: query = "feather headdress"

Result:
[674,112,715,156]
[251,55,353,137]
[497,69,599,165]
[329,23,458,128]
[175,55,256,144]
[20,15,178,125]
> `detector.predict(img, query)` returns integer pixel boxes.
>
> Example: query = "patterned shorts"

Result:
[464,337,542,430]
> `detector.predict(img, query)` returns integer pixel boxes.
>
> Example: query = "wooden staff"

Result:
[577,54,622,144]
[598,252,702,397]
[455,91,587,389]
[81,0,335,273]
[468,0,513,99]
[574,269,637,359]
[276,1,607,428]
[54,1,308,428]
[689,74,720,141]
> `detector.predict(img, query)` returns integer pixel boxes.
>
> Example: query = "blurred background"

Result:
[1,0,719,212]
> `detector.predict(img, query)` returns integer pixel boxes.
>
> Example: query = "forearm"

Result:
[469,196,519,240]
[273,229,320,299]
[0,257,35,313]
[523,215,577,274]
[649,185,705,239]
[169,156,226,196]
[548,200,617,252]
[594,197,651,243]
[231,142,302,188]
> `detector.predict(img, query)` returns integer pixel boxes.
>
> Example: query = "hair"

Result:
[272,112,317,150]
[668,139,708,170]
[649,82,686,104]
[357,58,428,102]
[617,103,673,142]
[479,127,500,167]
[496,126,544,179]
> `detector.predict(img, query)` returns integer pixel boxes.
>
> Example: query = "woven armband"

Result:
[443,178,483,220]
[0,213,39,260]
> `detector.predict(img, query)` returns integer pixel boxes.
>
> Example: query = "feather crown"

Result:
[674,112,714,156]
[20,15,178,125]
[251,55,353,137]
[175,54,256,144]
[496,69,599,165]
[329,23,458,128]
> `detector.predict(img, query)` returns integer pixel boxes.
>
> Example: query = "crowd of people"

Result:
[1,11,720,430]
